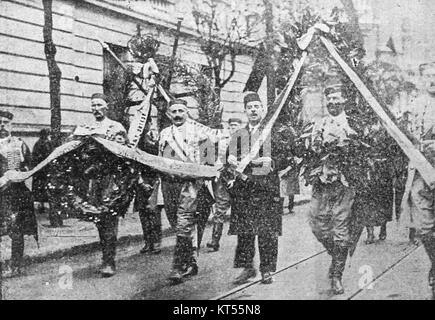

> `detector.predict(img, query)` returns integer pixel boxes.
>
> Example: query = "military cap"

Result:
[324,82,345,97]
[243,91,262,106]
[91,93,109,103]
[169,99,188,108]
[0,110,13,120]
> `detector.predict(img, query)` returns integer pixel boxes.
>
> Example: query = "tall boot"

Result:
[421,234,435,298]
[317,237,334,279]
[10,232,25,277]
[168,236,186,283]
[331,242,348,295]
[379,223,387,241]
[182,237,198,278]
[206,222,223,252]
[365,226,375,244]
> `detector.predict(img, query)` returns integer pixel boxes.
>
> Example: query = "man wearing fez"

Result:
[227,92,291,285]
[73,93,126,139]
[0,110,37,277]
[73,93,128,277]
[206,117,242,252]
[159,98,228,283]
[402,62,435,298]
[308,83,356,295]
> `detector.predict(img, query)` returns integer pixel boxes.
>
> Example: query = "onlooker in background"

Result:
[135,121,162,255]
[32,129,58,227]
[206,117,242,252]
[228,118,243,135]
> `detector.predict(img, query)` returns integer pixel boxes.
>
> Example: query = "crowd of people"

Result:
[1,56,435,298]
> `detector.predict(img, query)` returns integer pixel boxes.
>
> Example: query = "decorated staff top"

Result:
[127,32,160,62]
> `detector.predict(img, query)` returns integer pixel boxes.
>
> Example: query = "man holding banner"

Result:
[73,93,128,278]
[308,83,356,295]
[159,99,228,284]
[0,110,37,277]
[227,92,291,285]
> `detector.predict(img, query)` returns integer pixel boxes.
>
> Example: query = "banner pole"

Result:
[320,36,435,189]
[236,51,308,174]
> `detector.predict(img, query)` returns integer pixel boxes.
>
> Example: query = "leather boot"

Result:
[365,227,375,244]
[331,243,348,295]
[206,222,223,252]
[168,236,187,283]
[318,237,334,279]
[182,238,198,278]
[233,267,257,285]
[140,242,152,254]
[10,232,24,277]
[151,242,162,254]
[379,223,387,241]
[409,228,419,245]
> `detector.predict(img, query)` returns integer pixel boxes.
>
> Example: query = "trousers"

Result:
[409,173,435,236]
[211,178,231,224]
[139,206,162,245]
[309,181,355,246]
[96,215,119,267]
[234,233,278,273]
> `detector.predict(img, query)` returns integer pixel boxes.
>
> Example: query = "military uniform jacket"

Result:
[227,125,291,236]
[0,136,37,237]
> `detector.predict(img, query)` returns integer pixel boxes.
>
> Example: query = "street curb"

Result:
[12,199,310,267]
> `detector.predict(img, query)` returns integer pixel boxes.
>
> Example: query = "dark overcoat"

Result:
[31,137,54,202]
[227,125,292,236]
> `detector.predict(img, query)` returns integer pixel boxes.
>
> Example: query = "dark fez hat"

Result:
[243,91,261,105]
[91,93,109,103]
[0,110,13,120]
[169,99,188,108]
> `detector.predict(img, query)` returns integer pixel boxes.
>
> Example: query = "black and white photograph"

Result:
[1,0,435,304]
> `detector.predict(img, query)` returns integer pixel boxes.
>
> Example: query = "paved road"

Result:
[2,203,432,300]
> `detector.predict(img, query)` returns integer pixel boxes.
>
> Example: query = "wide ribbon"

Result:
[1,136,218,183]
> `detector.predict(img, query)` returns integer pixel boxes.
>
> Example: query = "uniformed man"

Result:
[73,93,128,277]
[73,93,126,139]
[227,92,291,285]
[206,117,242,252]
[0,110,37,277]
[308,84,356,295]
[402,62,435,299]
[159,99,228,283]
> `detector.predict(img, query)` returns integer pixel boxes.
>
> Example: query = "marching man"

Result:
[0,110,37,277]
[227,92,292,285]
[308,83,357,295]
[159,99,228,284]
[72,93,129,278]
[402,62,435,299]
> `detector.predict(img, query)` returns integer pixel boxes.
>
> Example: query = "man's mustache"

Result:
[173,116,183,121]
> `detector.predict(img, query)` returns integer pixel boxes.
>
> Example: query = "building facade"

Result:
[1,0,256,147]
